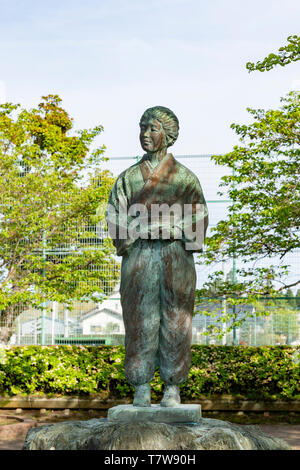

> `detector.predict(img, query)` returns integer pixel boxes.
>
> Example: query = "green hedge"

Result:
[0,345,299,400]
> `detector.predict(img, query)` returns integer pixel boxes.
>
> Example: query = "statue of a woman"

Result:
[106,106,208,407]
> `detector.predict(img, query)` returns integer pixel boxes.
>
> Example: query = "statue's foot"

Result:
[160,385,181,407]
[133,383,151,407]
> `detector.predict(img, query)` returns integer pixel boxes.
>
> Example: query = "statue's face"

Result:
[139,118,167,153]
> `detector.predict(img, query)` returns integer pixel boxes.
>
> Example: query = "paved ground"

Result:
[0,423,299,450]
[0,439,25,450]
[258,425,300,450]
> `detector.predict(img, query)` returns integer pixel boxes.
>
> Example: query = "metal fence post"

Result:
[51,302,57,345]
[232,166,237,345]
[41,231,46,346]
[287,314,291,345]
[222,260,227,345]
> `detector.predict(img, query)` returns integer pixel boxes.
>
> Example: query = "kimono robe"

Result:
[106,153,208,386]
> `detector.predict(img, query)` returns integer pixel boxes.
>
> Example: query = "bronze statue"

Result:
[106,106,208,407]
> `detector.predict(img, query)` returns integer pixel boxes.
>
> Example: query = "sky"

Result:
[0,0,299,161]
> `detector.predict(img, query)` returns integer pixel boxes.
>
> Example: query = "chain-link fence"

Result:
[2,155,300,346]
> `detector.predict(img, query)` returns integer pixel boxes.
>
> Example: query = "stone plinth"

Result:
[107,404,201,424]
[23,417,291,450]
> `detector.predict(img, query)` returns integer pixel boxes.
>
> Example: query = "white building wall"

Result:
[82,311,125,335]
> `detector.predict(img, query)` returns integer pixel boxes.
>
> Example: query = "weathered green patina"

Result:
[106,106,208,407]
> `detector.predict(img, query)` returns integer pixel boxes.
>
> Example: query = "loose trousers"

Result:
[120,239,196,386]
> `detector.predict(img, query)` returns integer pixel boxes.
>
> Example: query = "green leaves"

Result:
[198,91,300,303]
[1,345,299,400]
[0,95,119,341]
[246,35,300,72]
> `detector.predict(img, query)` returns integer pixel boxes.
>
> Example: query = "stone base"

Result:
[23,417,291,450]
[107,404,201,424]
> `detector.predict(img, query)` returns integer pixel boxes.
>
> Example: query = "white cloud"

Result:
[0,81,6,103]
[291,79,300,91]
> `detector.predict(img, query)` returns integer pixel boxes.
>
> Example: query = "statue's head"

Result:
[139,106,179,153]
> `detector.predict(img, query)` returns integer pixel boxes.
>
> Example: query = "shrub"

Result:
[0,345,299,400]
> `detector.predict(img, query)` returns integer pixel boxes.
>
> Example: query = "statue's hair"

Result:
[140,106,179,147]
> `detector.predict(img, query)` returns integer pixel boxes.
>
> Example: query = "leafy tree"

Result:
[254,299,299,345]
[198,91,299,298]
[196,38,300,339]
[296,289,300,308]
[246,35,300,72]
[284,288,297,308]
[0,95,119,343]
